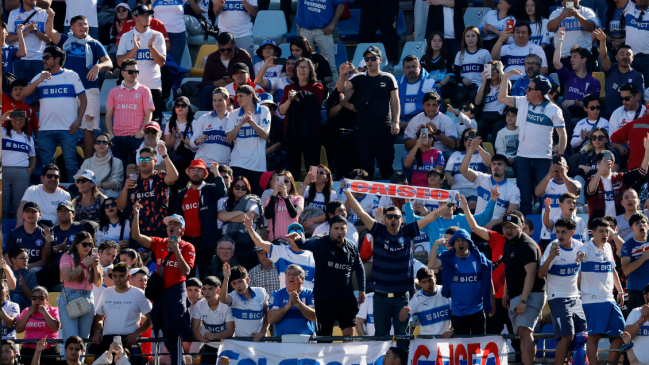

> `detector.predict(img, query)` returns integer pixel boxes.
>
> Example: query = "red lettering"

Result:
[412,344,431,365]
[396,185,416,198]
[468,343,482,365]
[369,183,389,195]
[351,181,371,193]
[387,184,397,196]
[455,344,467,365]
[482,342,501,365]
[416,186,431,199]
[435,345,444,365]
[449,344,454,365]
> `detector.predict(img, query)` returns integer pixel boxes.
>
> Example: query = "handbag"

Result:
[145,251,174,302]
[61,271,93,319]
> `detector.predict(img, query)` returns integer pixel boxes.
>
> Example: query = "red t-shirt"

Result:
[141,327,152,361]
[116,19,170,44]
[487,230,507,299]
[181,188,201,237]
[128,171,170,232]
[610,116,649,170]
[150,237,195,289]
[2,92,39,134]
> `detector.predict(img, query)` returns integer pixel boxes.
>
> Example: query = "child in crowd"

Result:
[254,40,285,79]
[543,193,588,244]
[447,102,478,136]
[495,107,519,167]
[571,94,610,154]
[191,276,234,364]
[8,248,37,310]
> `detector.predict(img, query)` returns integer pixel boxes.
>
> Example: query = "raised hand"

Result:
[46,8,55,17]
[285,232,301,242]
[557,28,565,40]
[35,337,48,353]
[223,262,231,279]
[133,33,141,50]
[242,214,253,230]
[544,197,552,210]
[264,56,275,68]
[211,162,219,175]
[339,62,350,76]
[148,33,157,49]
[42,227,54,244]
[458,194,469,209]
[576,251,586,263]
[38,71,52,83]
[133,200,142,214]
[157,141,167,157]
[593,28,606,42]
[490,185,500,202]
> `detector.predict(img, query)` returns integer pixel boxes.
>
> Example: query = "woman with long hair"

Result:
[327,63,358,180]
[290,36,333,85]
[104,3,132,78]
[298,165,337,232]
[96,197,131,248]
[164,96,197,207]
[520,0,551,48]
[478,0,516,51]
[76,133,124,199]
[475,60,511,141]
[72,170,106,223]
[1,280,20,339]
[15,286,61,365]
[403,125,446,187]
[264,170,304,241]
[421,32,455,102]
[278,58,325,181]
[453,26,493,106]
[1,109,36,219]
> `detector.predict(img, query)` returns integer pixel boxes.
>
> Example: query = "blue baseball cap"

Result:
[287,223,303,234]
[163,214,186,228]
[531,75,552,100]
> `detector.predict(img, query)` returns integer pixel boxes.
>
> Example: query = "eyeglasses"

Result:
[116,7,129,12]
[104,202,117,208]
[42,55,52,61]
[45,173,60,179]
[219,47,233,53]
[364,56,378,62]
[217,248,233,252]
[385,214,402,220]
[138,157,153,162]
[144,129,157,135]
[80,242,92,248]
[288,228,304,234]
[76,178,91,184]
[591,135,607,141]
[124,70,140,75]
[524,62,540,66]
[175,103,188,108]
[31,296,45,301]
[620,96,634,101]
[296,66,310,71]
[526,86,538,92]
[587,105,601,110]
[94,140,109,146]
[234,185,248,191]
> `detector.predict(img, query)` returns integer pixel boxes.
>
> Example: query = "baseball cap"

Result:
[57,201,76,212]
[258,93,277,107]
[144,121,161,132]
[510,210,525,220]
[115,3,131,11]
[287,223,304,234]
[259,171,275,190]
[502,213,523,227]
[233,63,249,74]
[164,214,186,228]
[363,46,382,58]
[531,76,552,101]
[132,4,154,16]
[23,201,41,213]
[73,169,97,184]
[174,96,190,106]
[130,267,150,276]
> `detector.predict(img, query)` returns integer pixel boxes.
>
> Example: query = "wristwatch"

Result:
[436,130,442,136]
[520,299,527,304]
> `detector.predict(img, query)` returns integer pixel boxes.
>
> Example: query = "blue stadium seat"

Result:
[317,43,348,69]
[180,45,192,71]
[352,43,388,69]
[463,7,491,29]
[393,41,427,75]
[549,73,559,85]
[100,79,118,113]
[161,112,172,133]
[252,11,288,44]
[187,17,218,46]
[338,9,407,43]
[393,144,407,172]
[279,43,292,58]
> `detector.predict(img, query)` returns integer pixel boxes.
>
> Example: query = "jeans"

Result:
[38,130,80,182]
[373,292,409,352]
[297,26,339,82]
[112,135,144,175]
[199,85,217,111]
[64,26,99,40]
[515,156,552,215]
[57,288,95,358]
[574,175,587,205]
[13,59,44,102]
[3,166,31,218]
[413,0,429,41]
[167,32,187,66]
[235,35,256,57]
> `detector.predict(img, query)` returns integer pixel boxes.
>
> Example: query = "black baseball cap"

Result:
[531,75,552,100]
[57,201,75,212]
[23,202,41,213]
[233,63,249,74]
[502,213,523,227]
[132,4,154,17]
[363,45,382,58]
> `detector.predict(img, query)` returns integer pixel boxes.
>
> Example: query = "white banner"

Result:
[219,339,393,365]
[408,336,509,365]
[343,179,457,203]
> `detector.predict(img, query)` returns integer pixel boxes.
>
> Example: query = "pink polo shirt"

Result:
[106,81,155,137]
[265,195,304,241]
[18,306,60,349]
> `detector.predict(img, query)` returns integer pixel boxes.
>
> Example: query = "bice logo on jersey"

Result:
[241,311,263,319]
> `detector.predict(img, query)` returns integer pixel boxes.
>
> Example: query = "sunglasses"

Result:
[587,105,601,110]
[526,86,538,92]
[219,47,233,53]
[363,56,378,62]
[144,129,157,135]
[316,171,327,176]
[234,185,248,191]
[591,135,607,141]
[347,71,355,76]
[76,178,91,184]
[104,202,117,208]
[94,140,109,146]
[175,103,188,108]
[385,214,402,220]
[621,96,634,101]
[288,228,304,234]
[138,157,153,162]
[42,55,52,61]
[80,242,92,248]
[31,296,45,301]
[124,70,139,75]
[114,262,128,268]
[116,7,129,12]
[45,173,60,179]
[460,107,471,112]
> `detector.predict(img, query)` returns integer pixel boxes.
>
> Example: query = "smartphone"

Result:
[566,1,574,8]
[223,76,232,81]
[468,130,476,139]
[113,336,121,344]
[276,176,284,186]
[552,241,560,248]
[553,155,562,165]
[92,248,98,256]
[604,151,612,160]
[420,129,428,144]
[506,19,514,32]
[274,58,287,66]
[484,64,491,79]
[309,166,317,179]
[9,110,26,119]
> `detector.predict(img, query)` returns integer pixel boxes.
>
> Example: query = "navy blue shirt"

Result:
[56,34,108,90]
[2,45,19,75]
[51,223,86,267]
[5,226,48,263]
[603,65,645,119]
[370,222,419,293]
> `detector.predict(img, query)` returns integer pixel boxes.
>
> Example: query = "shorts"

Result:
[314,296,359,332]
[549,297,587,340]
[583,301,625,335]
[80,88,101,131]
[509,292,545,331]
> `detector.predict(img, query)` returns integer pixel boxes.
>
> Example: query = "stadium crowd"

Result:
[6,0,649,364]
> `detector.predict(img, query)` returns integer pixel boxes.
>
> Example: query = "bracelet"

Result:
[162,154,168,159]
[621,342,634,352]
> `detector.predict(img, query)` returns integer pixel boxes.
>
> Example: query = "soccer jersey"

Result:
[482,84,507,114]
[579,240,617,304]
[116,27,167,90]
[254,62,284,79]
[529,19,552,46]
[625,307,649,365]
[514,96,565,159]
[30,69,85,131]
[500,42,548,81]
[302,187,338,212]
[621,237,649,290]
[151,0,186,33]
[266,76,292,103]
[312,221,359,245]
[56,33,108,90]
[218,0,258,38]
[571,118,610,152]
[557,67,602,103]
[191,298,234,348]
[269,287,316,336]
[549,6,599,58]
[540,178,583,240]
[405,111,458,152]
[267,245,315,289]
[448,254,484,316]
[478,10,516,42]
[454,49,493,87]
[150,237,195,289]
[408,286,452,335]
[548,214,588,243]
[191,110,231,165]
[64,0,98,28]
[2,46,19,75]
[338,193,379,224]
[411,149,446,187]
[106,82,155,137]
[7,6,48,60]
[5,226,47,263]
[445,151,489,194]
[603,66,645,118]
[609,105,646,134]
[128,171,170,232]
[474,172,521,219]
[541,240,584,299]
[624,0,649,56]
[1,300,19,338]
[229,287,268,336]
[2,129,35,167]
[226,104,271,172]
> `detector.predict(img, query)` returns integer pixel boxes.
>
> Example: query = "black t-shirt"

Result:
[501,233,546,298]
[266,115,285,150]
[350,71,398,127]
[51,223,87,267]
[308,52,333,80]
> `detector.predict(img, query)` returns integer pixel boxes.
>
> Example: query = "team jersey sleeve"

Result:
[225,306,234,322]
[155,31,167,56]
[552,106,565,128]
[621,241,632,258]
[7,13,17,34]
[106,89,116,110]
[71,73,86,96]
[404,116,419,140]
[93,41,109,61]
[182,242,196,268]
[116,32,130,56]
[191,302,203,319]
[266,244,283,263]
[535,46,548,68]
[261,107,272,134]
[269,290,281,310]
[540,243,553,268]
[442,118,458,140]
[225,112,237,133]
[95,290,107,315]
[510,185,521,204]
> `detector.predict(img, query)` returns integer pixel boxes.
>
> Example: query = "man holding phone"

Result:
[491,21,548,81]
[547,0,598,72]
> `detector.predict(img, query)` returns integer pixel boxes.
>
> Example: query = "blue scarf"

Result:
[398,69,431,119]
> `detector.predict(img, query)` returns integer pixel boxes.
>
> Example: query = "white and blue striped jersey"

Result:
[191,298,234,348]
[549,214,588,243]
[500,42,548,81]
[357,292,394,335]
[267,245,315,289]
[541,240,584,299]
[622,0,649,55]
[2,129,35,167]
[625,307,649,365]
[117,27,167,90]
[474,172,521,219]
[191,111,232,165]
[549,6,599,58]
[444,151,489,195]
[578,240,617,304]
[29,69,85,131]
[7,6,49,60]
[152,0,186,33]
[226,104,272,172]
[540,178,583,240]
[453,49,493,88]
[407,286,452,335]
[228,287,268,337]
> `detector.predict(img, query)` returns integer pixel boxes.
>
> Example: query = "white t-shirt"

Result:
[164,120,197,152]
[495,127,519,159]
[540,178,583,240]
[530,19,552,46]
[7,6,49,60]
[267,245,315,289]
[405,112,458,152]
[152,0,187,33]
[444,151,488,195]
[191,298,234,348]
[2,129,35,167]
[64,0,98,28]
[454,49,493,88]
[600,176,617,216]
[455,113,478,135]
[514,96,565,159]
[226,104,272,172]
[95,286,152,335]
[623,0,649,55]
[95,221,131,244]
[312,221,359,246]
[608,105,646,135]
[22,185,71,223]
[578,240,617,304]
[500,42,548,81]
[540,240,584,299]
[254,62,284,79]
[191,111,231,165]
[357,292,394,335]
[407,286,452,335]
[338,193,380,224]
[218,0,258,38]
[117,27,167,90]
[302,186,338,212]
[474,172,521,219]
[571,118,610,150]
[549,214,588,243]
[228,287,268,336]
[92,263,114,308]
[478,10,516,42]
[549,6,599,58]
[30,69,85,131]
[625,307,649,365]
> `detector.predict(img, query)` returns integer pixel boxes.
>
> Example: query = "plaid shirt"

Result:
[249,262,280,294]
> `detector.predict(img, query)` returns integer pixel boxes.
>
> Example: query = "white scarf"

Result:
[61,32,95,69]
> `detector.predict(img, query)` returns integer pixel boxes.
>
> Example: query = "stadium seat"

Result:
[187,17,218,46]
[482,142,495,157]
[190,45,219,77]
[393,144,407,172]
[593,72,605,102]
[316,43,348,69]
[463,8,491,29]
[180,45,192,72]
[252,11,288,44]
[549,72,559,86]
[279,43,292,58]
[393,41,427,75]
[100,78,118,113]
[352,43,389,69]
[268,0,281,9]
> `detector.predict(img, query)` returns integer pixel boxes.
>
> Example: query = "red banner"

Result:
[343,180,457,202]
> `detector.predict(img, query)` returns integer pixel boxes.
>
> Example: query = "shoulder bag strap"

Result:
[119,221,126,241]
[156,250,175,276]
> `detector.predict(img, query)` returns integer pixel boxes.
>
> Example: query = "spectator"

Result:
[219,265,269,341]
[356,292,391,336]
[137,247,156,274]
[475,61,510,141]
[259,171,278,230]
[420,32,455,105]
[338,170,379,232]
[263,171,304,241]
[382,348,408,365]
[511,55,543,96]
[1,80,39,137]
[547,0,598,71]
[2,108,36,218]
[248,248,280,295]
[497,71,567,216]
[7,248,37,310]
[107,3,132,62]
[577,218,626,365]
[15,286,61,365]
[5,202,52,271]
[93,262,152,360]
[20,45,86,182]
[424,0,466,65]
[313,201,359,246]
[542,192,588,245]
[174,159,227,278]
[619,0,649,86]
[58,232,102,346]
[117,144,179,238]
[213,0,258,54]
[479,0,516,51]
[623,285,649,365]
[337,47,400,180]
[191,88,232,166]
[574,128,619,211]
[616,190,648,241]
[585,145,649,226]
[495,108,520,165]
[445,129,491,211]
[453,26,493,106]
[199,32,254,111]
[218,176,262,270]
[96,198,130,247]
[91,341,130,365]
[72,170,107,223]
[32,336,81,365]
[129,267,149,290]
[127,122,168,175]
[397,55,437,123]
[90,241,119,308]
[397,267,452,336]
[520,0,551,48]
[119,248,143,269]
[611,97,649,170]
[447,102,478,137]
[410,169,447,216]
[295,0,341,82]
[223,63,266,108]
[404,92,457,161]
[2,341,18,365]
[76,133,125,199]
[256,54,298,105]
[267,264,316,336]
[45,11,112,159]
[163,97,197,192]
[291,215,365,337]
[491,21,548,81]
[225,85,271,193]
[2,21,26,76]
[289,36,333,87]
[298,165,337,232]
[1,281,20,339]
[259,94,285,171]
[622,213,649,311]
[254,40,284,79]
[116,4,166,122]
[206,238,240,285]
[116,2,170,48]
[190,276,234,362]
[131,207,195,365]
[593,29,645,120]
[61,0,98,37]
[403,125,445,187]
[569,94,610,168]
[105,58,155,170]
[148,0,185,64]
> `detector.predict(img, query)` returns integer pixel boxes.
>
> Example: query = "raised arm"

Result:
[417,203,452,230]
[459,137,481,183]
[218,263,234,306]
[244,214,271,253]
[497,68,520,107]
[593,29,611,72]
[460,194,491,241]
[344,191,376,231]
[553,29,565,70]
[130,201,152,248]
